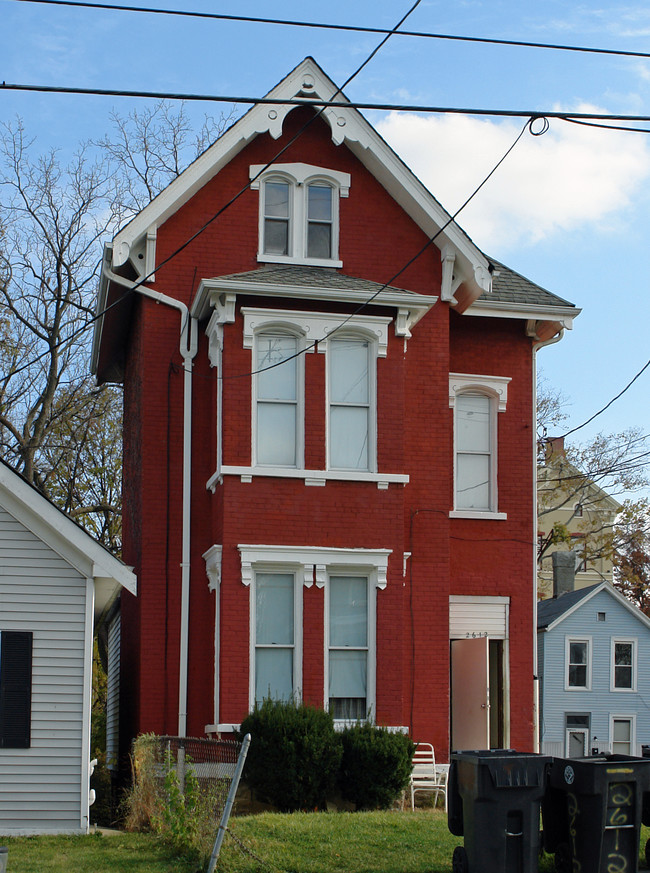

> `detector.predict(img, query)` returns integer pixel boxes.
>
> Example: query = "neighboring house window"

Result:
[611,716,635,755]
[449,374,510,519]
[0,630,32,749]
[611,639,636,691]
[250,163,350,267]
[328,337,374,471]
[566,637,591,690]
[574,503,583,518]
[254,331,302,467]
[328,575,369,720]
[253,572,299,705]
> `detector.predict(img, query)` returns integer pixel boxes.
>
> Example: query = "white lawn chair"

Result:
[410,742,448,810]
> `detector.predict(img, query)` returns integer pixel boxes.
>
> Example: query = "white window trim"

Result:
[250,162,351,267]
[325,331,378,474]
[609,713,637,755]
[232,309,399,486]
[251,326,305,469]
[238,545,390,716]
[611,637,637,693]
[565,636,592,691]
[449,373,511,520]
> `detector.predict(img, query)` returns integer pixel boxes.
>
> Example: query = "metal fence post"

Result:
[206,733,251,873]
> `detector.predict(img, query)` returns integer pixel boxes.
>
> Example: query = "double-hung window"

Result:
[449,375,510,519]
[255,332,301,467]
[253,572,298,705]
[328,337,373,471]
[566,637,591,690]
[250,163,350,267]
[328,575,369,721]
[611,716,635,755]
[611,639,636,691]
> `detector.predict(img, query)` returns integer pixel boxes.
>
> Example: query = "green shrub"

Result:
[239,699,342,812]
[338,723,415,810]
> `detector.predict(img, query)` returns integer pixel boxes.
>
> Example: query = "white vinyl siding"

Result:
[0,506,88,834]
[449,597,509,639]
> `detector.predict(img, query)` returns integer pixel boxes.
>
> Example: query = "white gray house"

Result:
[538,581,650,759]
[0,460,136,835]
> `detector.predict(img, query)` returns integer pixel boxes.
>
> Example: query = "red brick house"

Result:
[92,58,579,769]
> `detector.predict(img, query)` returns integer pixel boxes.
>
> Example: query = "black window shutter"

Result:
[0,631,33,749]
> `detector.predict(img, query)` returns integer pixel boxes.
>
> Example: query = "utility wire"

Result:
[11,0,650,61]
[4,81,650,130]
[560,357,650,440]
[4,0,424,379]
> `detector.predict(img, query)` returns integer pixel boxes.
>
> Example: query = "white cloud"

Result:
[376,107,650,251]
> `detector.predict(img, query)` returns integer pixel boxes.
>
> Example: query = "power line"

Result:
[4,81,650,130]
[11,0,650,61]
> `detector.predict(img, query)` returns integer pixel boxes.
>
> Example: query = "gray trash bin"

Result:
[447,749,551,873]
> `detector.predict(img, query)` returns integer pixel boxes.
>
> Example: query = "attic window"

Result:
[250,163,350,268]
[598,612,606,622]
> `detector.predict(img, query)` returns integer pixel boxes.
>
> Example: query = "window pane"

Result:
[570,642,587,665]
[330,341,368,404]
[613,719,631,742]
[330,406,368,469]
[456,454,490,510]
[255,648,293,704]
[329,649,367,698]
[329,697,366,721]
[257,403,296,466]
[308,185,332,220]
[307,222,332,259]
[457,394,490,452]
[257,336,297,401]
[330,577,367,647]
[265,181,289,217]
[256,574,294,645]
[264,218,289,255]
[569,665,587,687]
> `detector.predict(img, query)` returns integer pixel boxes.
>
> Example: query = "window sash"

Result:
[612,718,633,754]
[568,640,589,688]
[307,184,333,259]
[263,181,290,256]
[255,334,299,467]
[613,642,634,689]
[328,576,369,719]
[455,393,493,511]
[254,574,295,705]
[328,339,372,471]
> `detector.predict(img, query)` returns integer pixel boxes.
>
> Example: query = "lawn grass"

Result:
[2,812,649,873]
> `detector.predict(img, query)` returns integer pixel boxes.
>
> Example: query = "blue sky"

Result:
[1,0,650,465]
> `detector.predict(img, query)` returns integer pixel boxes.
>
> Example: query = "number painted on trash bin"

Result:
[607,853,628,873]
[567,792,582,872]
[607,783,633,828]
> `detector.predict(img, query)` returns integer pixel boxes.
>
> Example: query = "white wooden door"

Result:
[451,637,490,751]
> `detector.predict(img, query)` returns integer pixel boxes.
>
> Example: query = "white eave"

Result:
[0,462,136,619]
[108,57,492,308]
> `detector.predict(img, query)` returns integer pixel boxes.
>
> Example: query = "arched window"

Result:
[449,374,511,518]
[251,163,350,267]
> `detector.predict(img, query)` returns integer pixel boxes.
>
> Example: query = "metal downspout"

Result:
[532,329,563,752]
[101,260,198,738]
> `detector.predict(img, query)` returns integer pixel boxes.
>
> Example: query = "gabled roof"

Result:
[0,459,136,619]
[106,58,493,304]
[537,581,650,632]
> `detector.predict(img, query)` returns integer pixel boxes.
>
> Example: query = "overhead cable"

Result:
[4,82,650,131]
[11,0,650,61]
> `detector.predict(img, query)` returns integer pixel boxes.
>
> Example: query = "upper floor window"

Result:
[566,637,591,690]
[612,639,636,691]
[449,374,510,520]
[250,163,350,268]
[328,337,374,472]
[254,331,302,468]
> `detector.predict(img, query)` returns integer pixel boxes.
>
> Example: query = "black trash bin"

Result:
[447,749,551,873]
[542,753,650,873]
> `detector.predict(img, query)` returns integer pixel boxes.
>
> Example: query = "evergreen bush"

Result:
[239,699,342,812]
[338,723,415,810]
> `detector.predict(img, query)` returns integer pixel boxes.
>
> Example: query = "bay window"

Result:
[328,576,369,721]
[328,337,373,471]
[255,332,301,467]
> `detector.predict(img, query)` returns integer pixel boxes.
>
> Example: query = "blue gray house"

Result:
[537,581,650,758]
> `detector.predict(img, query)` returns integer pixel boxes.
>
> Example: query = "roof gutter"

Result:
[100,257,199,738]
